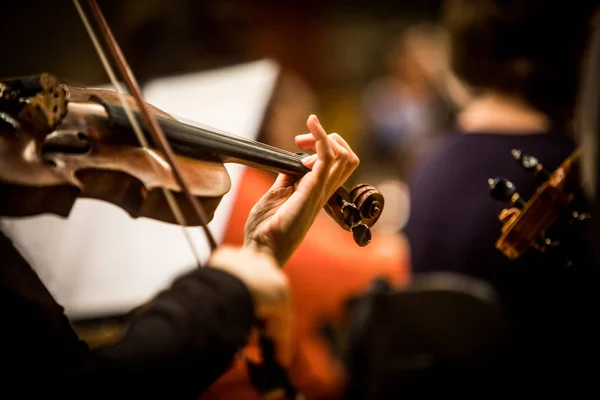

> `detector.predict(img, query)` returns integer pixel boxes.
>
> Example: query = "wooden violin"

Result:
[0,72,383,247]
[488,148,591,261]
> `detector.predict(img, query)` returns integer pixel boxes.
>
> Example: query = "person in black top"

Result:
[0,114,359,398]
[404,0,600,391]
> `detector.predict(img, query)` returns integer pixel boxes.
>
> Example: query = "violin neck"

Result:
[101,100,310,177]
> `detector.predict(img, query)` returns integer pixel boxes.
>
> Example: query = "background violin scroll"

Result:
[489,149,590,261]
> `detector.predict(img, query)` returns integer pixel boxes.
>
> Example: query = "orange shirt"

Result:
[201,168,409,400]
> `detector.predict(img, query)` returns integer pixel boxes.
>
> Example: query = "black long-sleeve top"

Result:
[0,229,255,398]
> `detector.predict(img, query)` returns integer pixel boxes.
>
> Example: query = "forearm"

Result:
[67,267,255,398]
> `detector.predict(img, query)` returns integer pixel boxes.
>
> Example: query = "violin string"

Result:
[180,123,308,163]
[73,0,203,265]
[151,111,307,163]
[174,115,310,161]
[86,0,219,252]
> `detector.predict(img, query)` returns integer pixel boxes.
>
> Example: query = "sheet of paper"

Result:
[0,59,280,319]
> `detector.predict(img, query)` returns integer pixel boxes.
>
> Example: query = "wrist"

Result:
[243,239,282,267]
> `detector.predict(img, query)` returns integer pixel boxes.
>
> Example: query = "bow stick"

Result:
[73,0,216,262]
[74,1,299,398]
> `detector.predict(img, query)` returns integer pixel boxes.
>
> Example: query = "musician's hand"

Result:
[209,245,292,366]
[244,114,359,265]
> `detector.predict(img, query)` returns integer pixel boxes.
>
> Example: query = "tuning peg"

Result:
[511,149,551,180]
[341,201,362,227]
[339,201,371,246]
[352,224,372,247]
[488,178,527,208]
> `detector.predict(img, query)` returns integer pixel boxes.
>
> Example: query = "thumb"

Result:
[269,173,297,191]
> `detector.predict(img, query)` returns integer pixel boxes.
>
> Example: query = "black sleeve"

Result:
[67,266,256,399]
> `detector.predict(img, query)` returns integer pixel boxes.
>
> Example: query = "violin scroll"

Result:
[350,183,384,223]
[324,184,384,247]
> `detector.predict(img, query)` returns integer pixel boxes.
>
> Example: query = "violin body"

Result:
[0,74,229,225]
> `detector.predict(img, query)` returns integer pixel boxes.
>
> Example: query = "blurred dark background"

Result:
[0,0,440,84]
[1,0,451,196]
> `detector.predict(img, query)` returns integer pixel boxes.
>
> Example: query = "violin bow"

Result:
[73,1,300,398]
[73,0,216,264]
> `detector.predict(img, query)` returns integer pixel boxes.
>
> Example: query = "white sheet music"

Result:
[0,59,280,319]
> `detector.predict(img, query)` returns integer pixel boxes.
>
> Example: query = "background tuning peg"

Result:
[488,177,527,208]
[540,237,560,249]
[511,149,550,179]
[571,210,592,221]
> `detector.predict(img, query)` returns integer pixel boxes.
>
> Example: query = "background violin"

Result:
[488,148,591,264]
[488,10,600,265]
[0,72,384,247]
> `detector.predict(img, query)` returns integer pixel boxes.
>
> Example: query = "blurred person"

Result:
[360,24,455,179]
[201,70,409,400]
[404,0,600,390]
[1,115,360,398]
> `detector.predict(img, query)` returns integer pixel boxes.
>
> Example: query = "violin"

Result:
[488,148,591,262]
[0,72,383,247]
